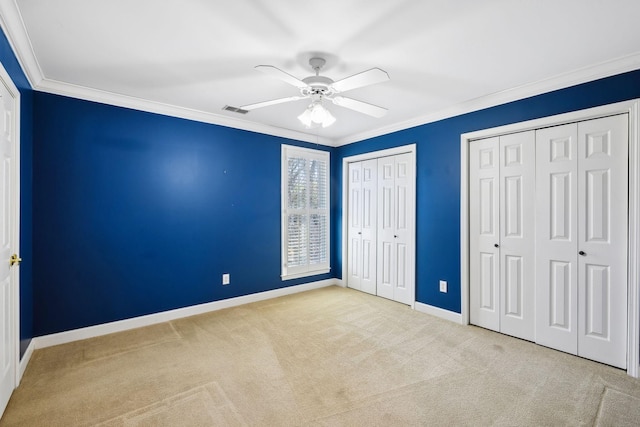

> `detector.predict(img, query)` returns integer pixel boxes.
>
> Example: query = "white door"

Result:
[577,115,628,369]
[377,156,396,301]
[377,153,415,304]
[0,76,18,417]
[499,131,535,341]
[391,153,414,305]
[347,160,377,295]
[536,123,579,355]
[469,137,500,331]
[359,159,377,295]
[536,115,628,369]
[470,132,535,340]
[347,162,363,291]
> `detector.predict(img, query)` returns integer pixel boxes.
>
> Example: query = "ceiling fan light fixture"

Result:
[321,109,336,128]
[298,101,336,128]
[297,108,313,128]
[310,102,328,122]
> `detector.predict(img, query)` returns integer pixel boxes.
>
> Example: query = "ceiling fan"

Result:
[240,57,390,128]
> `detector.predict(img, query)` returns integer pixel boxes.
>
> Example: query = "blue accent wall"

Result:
[335,69,640,313]
[32,93,333,335]
[0,27,34,357]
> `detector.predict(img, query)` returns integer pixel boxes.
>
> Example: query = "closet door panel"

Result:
[393,153,415,305]
[536,124,579,355]
[348,151,415,305]
[377,157,395,300]
[499,131,535,341]
[375,153,415,304]
[549,261,572,328]
[347,162,363,291]
[577,114,628,369]
[347,160,378,295]
[470,137,500,331]
[360,159,378,295]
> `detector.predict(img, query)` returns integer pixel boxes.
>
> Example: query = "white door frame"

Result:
[461,99,640,377]
[342,144,417,307]
[0,60,21,402]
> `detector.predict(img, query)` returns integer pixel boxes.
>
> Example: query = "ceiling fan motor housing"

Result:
[301,75,334,97]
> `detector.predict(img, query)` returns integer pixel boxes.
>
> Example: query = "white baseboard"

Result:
[18,339,35,385]
[414,302,463,324]
[335,278,346,287]
[34,279,338,350]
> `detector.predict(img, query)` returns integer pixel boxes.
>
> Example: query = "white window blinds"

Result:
[282,145,330,279]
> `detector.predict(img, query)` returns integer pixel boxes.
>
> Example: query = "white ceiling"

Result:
[2,0,640,146]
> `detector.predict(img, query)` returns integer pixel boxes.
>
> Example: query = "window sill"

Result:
[281,268,331,281]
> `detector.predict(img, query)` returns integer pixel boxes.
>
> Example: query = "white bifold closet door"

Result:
[469,131,535,341]
[347,159,378,295]
[470,114,628,369]
[347,153,415,305]
[536,114,628,369]
[377,153,415,305]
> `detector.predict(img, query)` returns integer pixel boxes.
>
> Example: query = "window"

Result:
[281,145,330,280]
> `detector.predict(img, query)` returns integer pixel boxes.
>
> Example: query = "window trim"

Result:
[281,144,330,280]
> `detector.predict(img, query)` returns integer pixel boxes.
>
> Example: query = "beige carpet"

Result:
[2,286,640,426]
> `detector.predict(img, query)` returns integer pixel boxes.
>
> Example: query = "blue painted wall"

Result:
[32,68,640,336]
[32,93,333,335]
[0,28,34,357]
[335,68,640,313]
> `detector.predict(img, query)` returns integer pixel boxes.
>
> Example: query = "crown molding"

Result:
[334,52,640,146]
[0,0,43,87]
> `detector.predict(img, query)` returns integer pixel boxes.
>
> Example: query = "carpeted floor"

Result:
[2,286,640,426]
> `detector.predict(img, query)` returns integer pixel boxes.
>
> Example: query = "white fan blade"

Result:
[331,68,389,93]
[331,96,387,118]
[240,96,305,110]
[255,65,308,89]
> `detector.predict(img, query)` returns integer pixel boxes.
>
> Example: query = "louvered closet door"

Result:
[348,160,378,294]
[470,137,500,331]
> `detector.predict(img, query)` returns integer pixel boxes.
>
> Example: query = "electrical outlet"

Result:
[222,273,230,285]
[439,280,447,293]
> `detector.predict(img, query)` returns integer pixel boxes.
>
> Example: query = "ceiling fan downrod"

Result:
[301,57,334,97]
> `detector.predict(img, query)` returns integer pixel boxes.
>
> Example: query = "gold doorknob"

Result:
[9,254,21,266]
